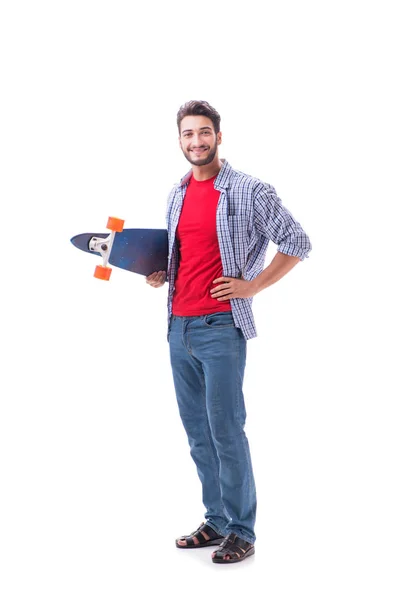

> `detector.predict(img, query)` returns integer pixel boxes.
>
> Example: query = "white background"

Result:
[1,1,399,598]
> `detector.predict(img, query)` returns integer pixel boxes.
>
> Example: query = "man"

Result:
[146,100,311,564]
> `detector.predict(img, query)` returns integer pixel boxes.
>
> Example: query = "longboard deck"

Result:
[71,228,168,276]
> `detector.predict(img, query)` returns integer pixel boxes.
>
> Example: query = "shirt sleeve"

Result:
[253,183,312,260]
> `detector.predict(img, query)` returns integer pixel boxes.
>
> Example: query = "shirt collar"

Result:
[179,159,232,190]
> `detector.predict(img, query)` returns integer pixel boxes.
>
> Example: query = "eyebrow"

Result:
[181,126,213,134]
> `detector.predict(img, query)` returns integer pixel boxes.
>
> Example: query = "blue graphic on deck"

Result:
[71,229,168,276]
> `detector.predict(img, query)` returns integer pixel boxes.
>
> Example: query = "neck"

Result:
[191,156,222,181]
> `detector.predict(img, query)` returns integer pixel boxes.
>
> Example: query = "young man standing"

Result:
[146,100,311,564]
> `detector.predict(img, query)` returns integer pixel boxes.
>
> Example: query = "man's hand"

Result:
[146,271,166,288]
[210,277,257,301]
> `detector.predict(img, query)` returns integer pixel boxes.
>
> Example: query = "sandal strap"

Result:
[181,522,222,545]
[198,523,222,540]
[185,536,196,547]
[192,530,207,544]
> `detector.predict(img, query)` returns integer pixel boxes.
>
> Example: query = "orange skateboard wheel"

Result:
[94,265,112,280]
[107,217,124,232]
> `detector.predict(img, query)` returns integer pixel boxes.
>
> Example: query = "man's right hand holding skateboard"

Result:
[146,271,166,288]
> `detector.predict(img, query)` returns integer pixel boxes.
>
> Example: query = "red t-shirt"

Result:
[172,174,232,316]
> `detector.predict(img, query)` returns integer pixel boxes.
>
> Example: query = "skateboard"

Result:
[71,217,168,280]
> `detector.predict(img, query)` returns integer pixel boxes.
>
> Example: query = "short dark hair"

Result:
[177,100,221,134]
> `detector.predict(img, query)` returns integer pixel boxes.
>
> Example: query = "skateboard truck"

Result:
[93,217,125,280]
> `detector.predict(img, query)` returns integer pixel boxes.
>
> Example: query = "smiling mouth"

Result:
[191,147,208,153]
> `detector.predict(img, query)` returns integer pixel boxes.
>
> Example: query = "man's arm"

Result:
[253,183,311,260]
[252,251,300,293]
[210,252,299,300]
[210,184,310,301]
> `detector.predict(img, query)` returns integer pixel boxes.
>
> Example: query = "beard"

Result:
[182,139,218,166]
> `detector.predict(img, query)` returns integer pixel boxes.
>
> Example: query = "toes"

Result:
[177,535,199,546]
[212,551,231,560]
[177,538,187,546]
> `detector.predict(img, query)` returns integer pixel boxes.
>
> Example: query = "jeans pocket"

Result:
[204,312,235,328]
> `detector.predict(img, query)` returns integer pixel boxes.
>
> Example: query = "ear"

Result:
[217,131,222,145]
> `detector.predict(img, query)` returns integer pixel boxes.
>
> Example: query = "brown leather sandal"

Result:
[212,533,255,563]
[175,522,224,549]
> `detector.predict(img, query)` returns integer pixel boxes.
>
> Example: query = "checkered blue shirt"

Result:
[166,159,311,340]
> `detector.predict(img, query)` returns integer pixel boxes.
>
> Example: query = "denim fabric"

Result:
[168,312,257,544]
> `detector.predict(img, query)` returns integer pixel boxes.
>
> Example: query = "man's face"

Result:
[179,115,222,166]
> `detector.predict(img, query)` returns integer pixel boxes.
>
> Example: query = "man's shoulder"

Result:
[168,182,180,195]
[229,166,262,187]
[167,180,184,202]
[225,164,276,196]
[168,173,190,198]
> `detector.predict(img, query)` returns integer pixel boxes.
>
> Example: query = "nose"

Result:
[191,133,204,147]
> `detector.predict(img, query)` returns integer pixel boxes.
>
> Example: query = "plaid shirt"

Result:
[166,159,311,340]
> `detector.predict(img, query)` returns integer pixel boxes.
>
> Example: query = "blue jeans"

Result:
[168,312,257,544]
